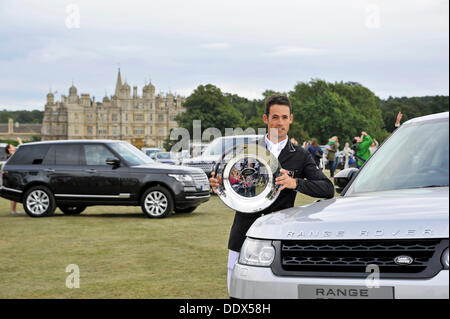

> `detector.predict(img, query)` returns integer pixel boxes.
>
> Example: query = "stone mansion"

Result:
[41,69,186,148]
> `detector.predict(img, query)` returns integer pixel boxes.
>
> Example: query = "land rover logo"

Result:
[394,255,414,265]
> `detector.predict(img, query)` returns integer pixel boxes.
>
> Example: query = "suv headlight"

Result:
[239,238,275,267]
[168,174,194,186]
[442,247,449,269]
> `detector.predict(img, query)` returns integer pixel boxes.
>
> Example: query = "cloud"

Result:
[200,43,230,49]
[267,46,325,57]
[0,0,447,108]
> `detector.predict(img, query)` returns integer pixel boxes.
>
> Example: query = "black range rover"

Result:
[0,140,210,218]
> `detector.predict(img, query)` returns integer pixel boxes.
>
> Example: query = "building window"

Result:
[98,127,107,136]
[134,127,144,135]
[98,113,107,121]
[158,127,165,136]
[74,126,79,135]
[134,113,144,122]
[87,126,93,135]
[158,115,164,122]
[112,113,118,122]
[112,126,119,136]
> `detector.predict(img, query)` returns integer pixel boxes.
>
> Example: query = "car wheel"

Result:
[141,186,174,218]
[23,185,56,217]
[175,207,196,214]
[59,206,86,215]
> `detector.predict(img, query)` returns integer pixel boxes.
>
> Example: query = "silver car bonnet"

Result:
[247,187,449,240]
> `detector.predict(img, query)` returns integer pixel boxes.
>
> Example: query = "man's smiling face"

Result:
[263,104,293,143]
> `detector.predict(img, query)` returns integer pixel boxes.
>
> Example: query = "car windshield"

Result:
[204,136,260,156]
[348,118,449,194]
[145,149,161,156]
[158,152,171,159]
[109,142,155,166]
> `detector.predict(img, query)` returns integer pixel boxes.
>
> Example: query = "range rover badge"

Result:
[394,255,414,265]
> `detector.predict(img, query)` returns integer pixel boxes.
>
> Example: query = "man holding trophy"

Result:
[209,94,335,293]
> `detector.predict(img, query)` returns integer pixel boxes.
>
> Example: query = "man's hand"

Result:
[17,137,23,145]
[209,172,222,194]
[275,169,297,191]
[361,131,368,137]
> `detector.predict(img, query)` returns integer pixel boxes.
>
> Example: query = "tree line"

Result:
[0,109,44,124]
[174,80,449,146]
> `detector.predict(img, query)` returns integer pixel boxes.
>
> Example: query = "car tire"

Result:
[175,207,196,214]
[141,186,174,218]
[59,206,86,215]
[23,185,56,217]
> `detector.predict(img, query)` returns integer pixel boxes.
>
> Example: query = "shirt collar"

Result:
[265,134,288,150]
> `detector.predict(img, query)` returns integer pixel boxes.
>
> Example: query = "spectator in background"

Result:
[326,136,339,178]
[307,138,322,168]
[4,137,23,215]
[370,138,379,155]
[343,142,354,169]
[354,131,373,167]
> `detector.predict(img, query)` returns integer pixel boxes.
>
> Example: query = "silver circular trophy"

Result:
[213,143,283,213]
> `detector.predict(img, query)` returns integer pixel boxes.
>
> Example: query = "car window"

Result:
[348,118,449,194]
[6,144,51,165]
[108,142,154,166]
[55,144,82,165]
[158,153,170,159]
[83,144,116,166]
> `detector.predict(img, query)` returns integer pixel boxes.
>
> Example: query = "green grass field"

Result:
[0,178,335,299]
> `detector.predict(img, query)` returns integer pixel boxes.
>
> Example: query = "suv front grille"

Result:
[184,163,214,172]
[191,173,209,188]
[272,239,447,279]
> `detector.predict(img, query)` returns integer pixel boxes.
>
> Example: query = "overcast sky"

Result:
[0,0,448,110]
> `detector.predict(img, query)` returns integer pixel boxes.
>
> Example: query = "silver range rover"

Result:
[230,112,449,299]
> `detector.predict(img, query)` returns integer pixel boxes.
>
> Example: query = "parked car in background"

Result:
[183,135,263,177]
[150,151,181,165]
[190,142,209,158]
[0,143,7,168]
[178,150,191,165]
[0,140,210,218]
[231,112,449,299]
[142,147,164,158]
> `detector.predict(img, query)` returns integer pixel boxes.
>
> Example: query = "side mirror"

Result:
[106,158,121,167]
[334,168,359,193]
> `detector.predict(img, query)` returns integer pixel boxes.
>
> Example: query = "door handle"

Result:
[44,168,55,172]
[85,169,97,173]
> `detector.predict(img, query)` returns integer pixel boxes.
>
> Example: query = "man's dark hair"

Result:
[265,94,291,116]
